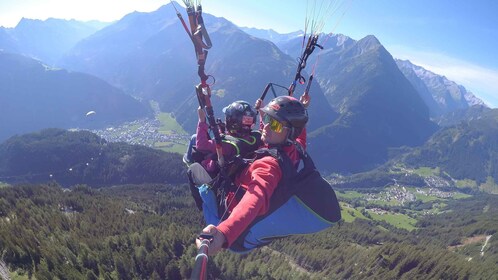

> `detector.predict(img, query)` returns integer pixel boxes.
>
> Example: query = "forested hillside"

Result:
[402,109,498,188]
[0,129,185,186]
[0,183,497,279]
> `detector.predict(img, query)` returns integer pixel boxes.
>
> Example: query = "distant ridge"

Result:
[0,51,151,142]
[396,59,486,117]
[0,18,108,65]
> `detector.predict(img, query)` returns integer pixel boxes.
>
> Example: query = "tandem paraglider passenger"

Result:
[196,94,341,255]
[184,100,263,212]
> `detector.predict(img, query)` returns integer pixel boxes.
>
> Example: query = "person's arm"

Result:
[195,107,217,153]
[216,156,282,246]
[255,99,265,130]
[196,107,238,158]
[196,122,217,153]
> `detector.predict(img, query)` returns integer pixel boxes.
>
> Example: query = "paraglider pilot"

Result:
[196,94,342,255]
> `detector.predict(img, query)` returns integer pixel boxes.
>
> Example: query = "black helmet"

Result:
[261,96,308,140]
[223,100,256,136]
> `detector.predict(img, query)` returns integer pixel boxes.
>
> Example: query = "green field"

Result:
[340,202,368,223]
[479,177,498,194]
[368,210,418,231]
[412,166,440,176]
[337,186,475,231]
[369,199,404,207]
[155,113,189,153]
[408,187,441,202]
[336,190,365,200]
[155,141,188,154]
[156,113,188,135]
[453,193,473,199]
[455,178,478,189]
[340,201,418,231]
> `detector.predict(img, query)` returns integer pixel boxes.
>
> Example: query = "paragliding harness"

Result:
[222,133,262,159]
[190,131,262,165]
[205,142,341,252]
[187,130,263,210]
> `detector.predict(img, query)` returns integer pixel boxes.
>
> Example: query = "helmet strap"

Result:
[285,127,295,143]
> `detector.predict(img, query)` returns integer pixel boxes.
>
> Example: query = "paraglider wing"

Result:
[86,111,96,117]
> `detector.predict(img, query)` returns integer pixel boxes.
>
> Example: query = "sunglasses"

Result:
[263,114,286,133]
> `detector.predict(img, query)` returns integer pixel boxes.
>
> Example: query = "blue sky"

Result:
[1,0,497,107]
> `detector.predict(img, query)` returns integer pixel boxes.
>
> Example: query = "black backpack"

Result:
[187,130,262,210]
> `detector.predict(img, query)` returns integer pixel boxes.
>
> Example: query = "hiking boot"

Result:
[183,153,193,166]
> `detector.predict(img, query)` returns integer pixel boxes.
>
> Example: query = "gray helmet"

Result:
[223,100,256,136]
[261,96,308,140]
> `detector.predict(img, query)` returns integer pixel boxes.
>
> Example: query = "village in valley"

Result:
[87,110,191,154]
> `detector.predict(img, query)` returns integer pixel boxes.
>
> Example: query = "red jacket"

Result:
[216,129,307,246]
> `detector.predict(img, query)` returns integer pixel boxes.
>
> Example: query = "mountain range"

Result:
[396,59,486,118]
[240,27,302,45]
[55,6,336,133]
[0,51,151,142]
[0,2,493,179]
[0,18,109,66]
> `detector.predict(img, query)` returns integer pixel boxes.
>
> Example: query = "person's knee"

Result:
[188,163,212,185]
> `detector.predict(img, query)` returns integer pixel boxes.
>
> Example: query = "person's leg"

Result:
[187,170,203,211]
[230,196,336,252]
[183,134,197,165]
[188,163,212,185]
[198,184,220,226]
[187,163,219,225]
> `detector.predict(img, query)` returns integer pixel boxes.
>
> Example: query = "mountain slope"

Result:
[1,182,497,279]
[59,6,185,98]
[0,128,185,186]
[172,18,337,131]
[3,18,105,66]
[59,4,337,133]
[0,51,151,142]
[306,35,438,173]
[267,33,439,173]
[240,27,303,45]
[401,109,498,187]
[435,105,492,127]
[396,59,486,117]
[0,27,19,53]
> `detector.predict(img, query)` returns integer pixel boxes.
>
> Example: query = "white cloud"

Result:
[387,45,498,108]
